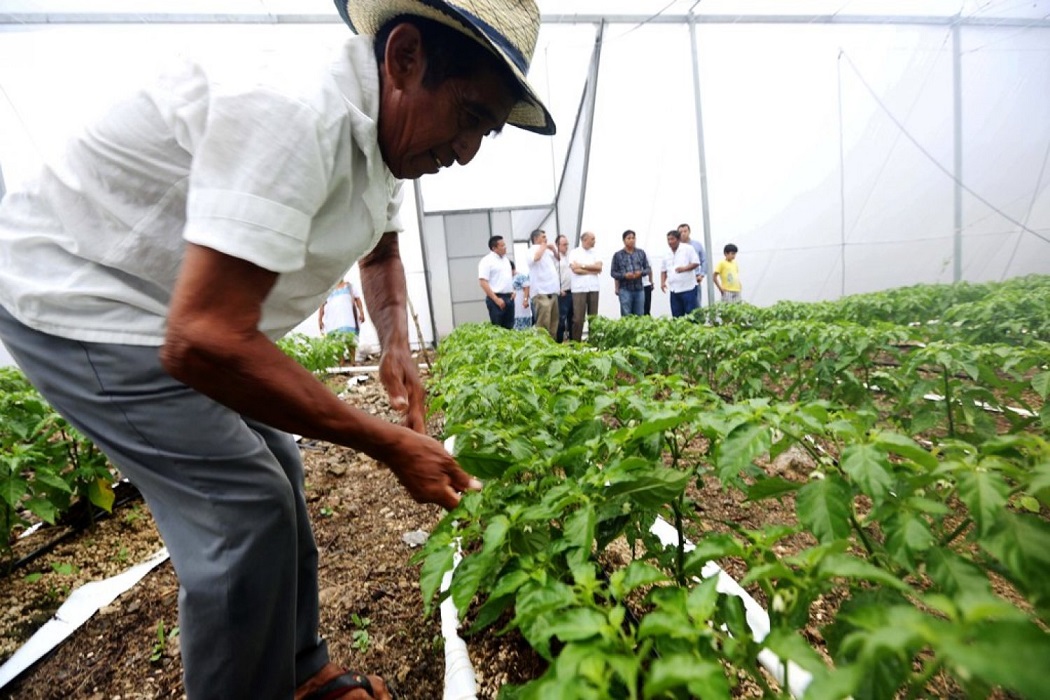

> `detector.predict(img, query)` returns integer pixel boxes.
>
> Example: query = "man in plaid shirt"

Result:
[610,229,651,317]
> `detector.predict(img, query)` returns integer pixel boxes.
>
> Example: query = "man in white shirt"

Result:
[678,222,707,307]
[528,229,561,338]
[661,229,701,318]
[0,2,555,698]
[477,235,514,329]
[555,234,574,342]
[568,231,603,341]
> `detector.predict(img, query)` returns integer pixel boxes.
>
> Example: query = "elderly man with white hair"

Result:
[0,1,554,697]
[568,231,603,341]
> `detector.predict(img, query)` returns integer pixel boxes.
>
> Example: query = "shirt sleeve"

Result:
[610,252,624,280]
[182,81,338,274]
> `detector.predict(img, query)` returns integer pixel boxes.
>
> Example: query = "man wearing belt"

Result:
[528,229,560,338]
[478,235,514,329]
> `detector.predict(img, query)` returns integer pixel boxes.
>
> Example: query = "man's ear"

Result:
[383,23,426,91]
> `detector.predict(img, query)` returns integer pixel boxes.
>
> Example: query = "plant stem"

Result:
[942,366,955,438]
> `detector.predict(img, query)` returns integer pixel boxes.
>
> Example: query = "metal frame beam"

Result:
[3,12,1049,28]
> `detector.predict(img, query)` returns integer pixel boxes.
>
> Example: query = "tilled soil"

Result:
[0,372,542,699]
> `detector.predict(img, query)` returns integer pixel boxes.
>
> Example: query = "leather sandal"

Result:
[301,670,374,699]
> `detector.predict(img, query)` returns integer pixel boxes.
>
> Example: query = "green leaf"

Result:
[88,478,115,512]
[717,422,772,480]
[23,496,59,525]
[453,447,515,479]
[609,561,668,599]
[873,431,938,470]
[683,533,746,574]
[545,607,607,643]
[763,627,828,675]
[644,654,729,698]
[31,469,74,494]
[796,475,852,544]
[451,548,500,613]
[840,444,894,504]
[0,475,28,508]
[1014,494,1039,513]
[818,553,911,592]
[937,620,1050,699]
[631,410,690,439]
[482,516,510,553]
[1027,461,1050,503]
[884,511,934,570]
[603,469,690,509]
[746,476,803,501]
[981,512,1050,597]
[1031,370,1050,399]
[562,505,595,551]
[418,546,454,613]
[957,468,1009,536]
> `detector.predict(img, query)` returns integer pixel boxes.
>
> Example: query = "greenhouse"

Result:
[0,1,1048,698]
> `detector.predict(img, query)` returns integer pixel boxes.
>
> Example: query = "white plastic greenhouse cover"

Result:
[1,0,1048,343]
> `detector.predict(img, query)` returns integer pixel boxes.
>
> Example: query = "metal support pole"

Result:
[412,179,440,348]
[952,23,963,283]
[687,14,715,307]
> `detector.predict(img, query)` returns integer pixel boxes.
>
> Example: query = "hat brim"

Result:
[337,0,555,135]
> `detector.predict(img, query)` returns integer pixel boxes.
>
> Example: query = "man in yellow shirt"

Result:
[713,243,742,303]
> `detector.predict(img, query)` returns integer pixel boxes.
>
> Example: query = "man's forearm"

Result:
[359,232,410,352]
[479,279,498,302]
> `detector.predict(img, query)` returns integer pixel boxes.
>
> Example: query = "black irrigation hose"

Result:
[2,481,144,580]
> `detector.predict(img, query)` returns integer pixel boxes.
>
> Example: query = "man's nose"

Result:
[453,131,484,166]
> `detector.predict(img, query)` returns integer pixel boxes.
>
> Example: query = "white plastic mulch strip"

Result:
[649,517,815,698]
[440,543,478,700]
[440,436,480,700]
[0,548,170,690]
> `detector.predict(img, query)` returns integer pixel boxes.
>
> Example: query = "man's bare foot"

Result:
[294,661,389,700]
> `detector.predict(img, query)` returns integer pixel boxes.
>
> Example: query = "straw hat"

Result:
[335,0,555,135]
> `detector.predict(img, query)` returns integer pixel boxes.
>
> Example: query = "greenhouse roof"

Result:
[1,0,1048,25]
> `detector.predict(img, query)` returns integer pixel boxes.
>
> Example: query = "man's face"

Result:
[378,24,517,180]
[582,233,595,250]
[535,232,547,247]
[557,237,568,255]
[624,233,636,250]
[667,234,679,252]
[677,225,690,241]
[493,239,507,256]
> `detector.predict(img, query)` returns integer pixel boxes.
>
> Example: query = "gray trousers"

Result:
[0,305,328,699]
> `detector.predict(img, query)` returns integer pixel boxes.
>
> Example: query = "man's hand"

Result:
[494,297,506,310]
[379,346,425,433]
[376,427,482,510]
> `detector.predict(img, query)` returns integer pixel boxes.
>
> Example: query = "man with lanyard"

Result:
[610,229,651,317]
[528,228,560,338]
[554,234,573,342]
[478,234,514,329]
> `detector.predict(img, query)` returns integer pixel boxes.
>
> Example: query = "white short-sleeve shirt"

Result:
[529,245,560,295]
[0,36,402,345]
[477,251,513,294]
[666,244,700,293]
[568,246,601,293]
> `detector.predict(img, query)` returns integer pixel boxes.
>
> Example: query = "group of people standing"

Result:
[478,229,602,341]
[480,222,742,341]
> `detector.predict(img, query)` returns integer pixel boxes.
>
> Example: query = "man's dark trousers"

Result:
[486,293,514,329]
[556,291,573,342]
